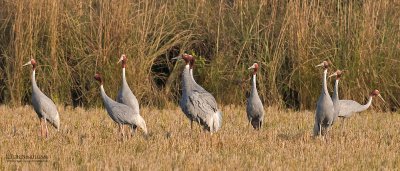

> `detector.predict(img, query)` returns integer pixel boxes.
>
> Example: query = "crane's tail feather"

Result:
[48,113,60,131]
[211,110,222,133]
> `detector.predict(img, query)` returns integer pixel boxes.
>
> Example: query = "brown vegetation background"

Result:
[0,0,399,110]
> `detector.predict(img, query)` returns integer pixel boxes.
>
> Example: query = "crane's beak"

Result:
[315,62,324,68]
[377,94,386,103]
[117,56,123,64]
[22,61,31,67]
[248,65,256,70]
[328,72,337,78]
[171,55,182,61]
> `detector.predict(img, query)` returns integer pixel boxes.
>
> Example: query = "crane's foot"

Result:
[39,119,42,137]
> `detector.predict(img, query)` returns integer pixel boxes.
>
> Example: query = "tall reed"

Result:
[0,0,398,110]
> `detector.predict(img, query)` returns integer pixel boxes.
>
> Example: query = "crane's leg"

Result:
[341,118,345,132]
[190,120,193,130]
[195,118,201,133]
[248,117,252,129]
[324,129,329,143]
[319,124,322,136]
[44,119,49,138]
[118,124,124,141]
[121,124,125,137]
[126,125,131,139]
[39,118,44,137]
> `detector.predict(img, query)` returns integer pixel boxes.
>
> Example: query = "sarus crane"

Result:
[23,59,60,138]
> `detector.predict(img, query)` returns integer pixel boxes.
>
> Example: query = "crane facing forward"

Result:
[94,74,147,138]
[23,59,60,138]
[174,54,222,133]
[313,61,335,137]
[246,63,265,130]
[329,70,385,128]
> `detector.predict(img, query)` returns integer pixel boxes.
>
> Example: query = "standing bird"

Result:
[246,63,265,130]
[94,73,147,138]
[116,54,140,117]
[313,61,335,137]
[174,54,222,133]
[23,59,60,138]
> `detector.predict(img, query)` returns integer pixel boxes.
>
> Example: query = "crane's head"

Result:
[94,73,103,84]
[117,54,127,68]
[328,69,345,79]
[136,115,148,136]
[248,63,259,75]
[315,61,330,69]
[22,58,37,70]
[172,53,193,65]
[370,89,385,102]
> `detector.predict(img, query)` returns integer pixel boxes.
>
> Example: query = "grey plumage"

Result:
[313,61,335,136]
[189,58,206,92]
[330,70,343,123]
[23,59,60,137]
[177,54,222,132]
[338,99,372,118]
[116,54,140,115]
[95,74,147,135]
[330,70,385,121]
[246,63,264,130]
[180,61,196,128]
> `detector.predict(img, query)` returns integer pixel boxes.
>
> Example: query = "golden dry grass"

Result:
[0,105,399,170]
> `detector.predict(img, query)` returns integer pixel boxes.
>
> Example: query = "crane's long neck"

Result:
[100,85,111,103]
[190,68,197,84]
[182,65,193,94]
[122,68,127,84]
[361,96,373,111]
[31,69,38,89]
[322,69,330,97]
[332,79,339,102]
[251,74,257,94]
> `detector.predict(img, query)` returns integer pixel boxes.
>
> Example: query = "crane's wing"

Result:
[246,96,264,120]
[179,97,194,120]
[108,102,135,124]
[192,89,218,108]
[117,85,140,115]
[339,100,362,117]
[187,90,219,128]
[32,91,60,128]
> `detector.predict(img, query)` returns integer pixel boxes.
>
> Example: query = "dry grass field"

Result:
[0,105,399,170]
